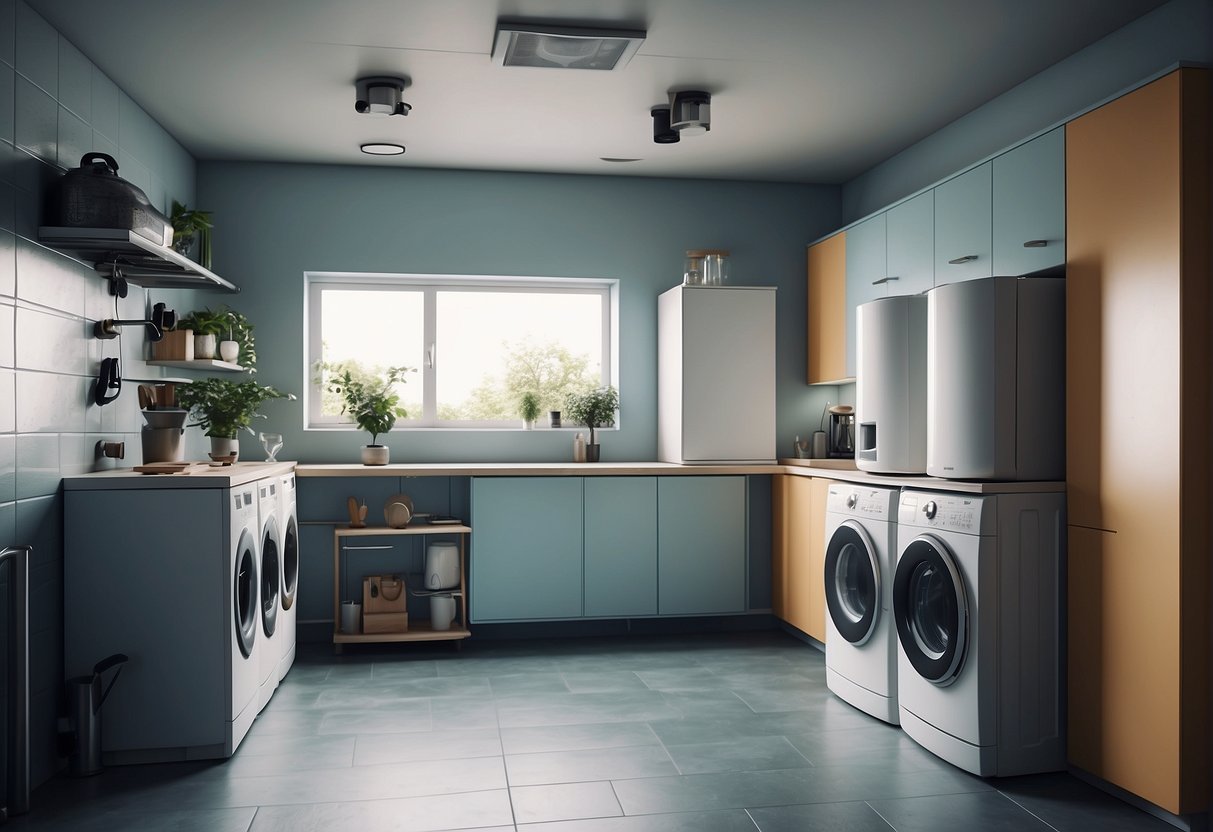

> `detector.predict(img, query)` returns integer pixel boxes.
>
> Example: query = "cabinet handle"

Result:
[426,343,436,369]
[948,255,978,265]
[872,276,900,286]
[1023,239,1048,248]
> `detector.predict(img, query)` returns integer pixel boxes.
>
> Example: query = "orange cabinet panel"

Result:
[770,475,828,641]
[807,233,847,384]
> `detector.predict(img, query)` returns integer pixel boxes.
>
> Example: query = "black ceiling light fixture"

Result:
[651,106,679,144]
[360,143,405,156]
[493,21,646,70]
[671,90,711,135]
[354,76,412,117]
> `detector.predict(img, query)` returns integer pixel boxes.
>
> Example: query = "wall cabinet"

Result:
[470,477,584,621]
[771,475,830,641]
[584,477,658,617]
[993,127,1065,275]
[472,475,746,622]
[885,191,934,296]
[844,215,887,378]
[806,233,847,384]
[1065,68,1210,816]
[934,161,993,284]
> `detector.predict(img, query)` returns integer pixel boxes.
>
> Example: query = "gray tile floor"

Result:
[12,632,1176,831]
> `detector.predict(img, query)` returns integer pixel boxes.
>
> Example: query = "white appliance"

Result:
[256,477,281,710]
[658,285,776,464]
[893,489,1065,776]
[276,472,299,681]
[823,482,900,724]
[425,541,460,590]
[856,295,927,474]
[64,482,262,762]
[927,276,1065,480]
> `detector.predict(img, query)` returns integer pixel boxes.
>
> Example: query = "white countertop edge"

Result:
[63,461,298,489]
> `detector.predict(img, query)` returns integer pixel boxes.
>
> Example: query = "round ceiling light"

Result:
[361,143,405,156]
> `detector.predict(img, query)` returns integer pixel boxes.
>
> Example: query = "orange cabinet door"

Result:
[772,475,826,642]
[807,233,847,384]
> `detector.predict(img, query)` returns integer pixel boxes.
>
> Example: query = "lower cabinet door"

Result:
[585,477,658,617]
[658,476,746,615]
[470,477,584,621]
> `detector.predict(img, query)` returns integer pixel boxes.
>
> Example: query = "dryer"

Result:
[823,482,900,724]
[256,477,281,711]
[64,482,261,761]
[893,489,1065,776]
[276,472,299,681]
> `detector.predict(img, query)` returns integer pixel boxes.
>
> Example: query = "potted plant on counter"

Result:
[518,391,541,430]
[565,386,618,462]
[177,378,294,460]
[324,365,414,465]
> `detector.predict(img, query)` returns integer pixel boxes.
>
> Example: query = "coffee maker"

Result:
[827,405,855,458]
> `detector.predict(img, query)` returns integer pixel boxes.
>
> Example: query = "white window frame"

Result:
[304,271,618,430]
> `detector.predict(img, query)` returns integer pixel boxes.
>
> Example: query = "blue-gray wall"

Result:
[842,0,1213,222]
[196,162,843,463]
[0,0,198,788]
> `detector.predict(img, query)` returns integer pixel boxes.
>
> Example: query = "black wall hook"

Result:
[93,358,121,406]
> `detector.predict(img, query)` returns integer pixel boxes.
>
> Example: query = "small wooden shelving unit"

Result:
[332,523,471,653]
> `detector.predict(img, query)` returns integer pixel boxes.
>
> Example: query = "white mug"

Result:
[430,595,456,631]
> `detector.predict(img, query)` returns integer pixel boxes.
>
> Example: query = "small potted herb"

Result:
[519,391,541,430]
[176,378,294,460]
[325,365,414,465]
[170,200,213,268]
[177,306,256,369]
[565,386,619,462]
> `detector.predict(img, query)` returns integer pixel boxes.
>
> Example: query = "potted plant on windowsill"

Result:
[176,378,294,460]
[324,365,414,465]
[519,391,541,430]
[565,386,618,463]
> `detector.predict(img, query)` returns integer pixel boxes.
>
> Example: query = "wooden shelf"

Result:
[333,524,471,652]
[333,625,472,644]
[146,359,245,372]
[38,227,238,292]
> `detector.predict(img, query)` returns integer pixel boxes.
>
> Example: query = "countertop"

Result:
[63,461,297,490]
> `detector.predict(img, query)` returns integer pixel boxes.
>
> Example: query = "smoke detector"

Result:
[493,22,645,70]
[354,76,412,117]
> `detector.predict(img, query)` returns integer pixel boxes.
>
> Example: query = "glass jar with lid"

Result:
[685,249,730,285]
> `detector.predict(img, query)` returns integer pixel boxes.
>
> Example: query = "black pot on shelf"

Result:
[585,443,601,463]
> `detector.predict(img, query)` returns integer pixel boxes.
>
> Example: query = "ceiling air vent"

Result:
[492,23,645,70]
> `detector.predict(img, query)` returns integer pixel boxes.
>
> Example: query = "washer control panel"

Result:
[899,491,992,534]
[826,484,897,520]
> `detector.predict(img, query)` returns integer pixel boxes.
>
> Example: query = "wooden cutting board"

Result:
[134,462,216,475]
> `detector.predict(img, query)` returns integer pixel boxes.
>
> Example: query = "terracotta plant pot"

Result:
[361,444,390,465]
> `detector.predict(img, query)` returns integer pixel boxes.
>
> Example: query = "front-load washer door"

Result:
[825,520,881,645]
[235,528,259,658]
[281,513,298,611]
[260,517,280,637]
[893,534,969,686]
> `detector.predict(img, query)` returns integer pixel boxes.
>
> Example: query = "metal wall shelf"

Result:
[37,227,239,293]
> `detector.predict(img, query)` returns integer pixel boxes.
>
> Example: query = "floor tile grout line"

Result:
[996,789,1066,831]
[862,799,899,830]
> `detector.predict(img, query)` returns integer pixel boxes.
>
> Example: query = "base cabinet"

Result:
[771,475,829,641]
[472,475,747,622]
[470,477,584,621]
[658,477,746,615]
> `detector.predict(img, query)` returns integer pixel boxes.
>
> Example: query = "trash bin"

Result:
[64,654,127,777]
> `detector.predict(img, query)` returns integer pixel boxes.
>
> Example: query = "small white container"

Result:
[340,601,362,634]
[429,594,456,631]
[425,542,460,590]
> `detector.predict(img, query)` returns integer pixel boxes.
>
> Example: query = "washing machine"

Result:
[823,482,900,724]
[893,489,1065,776]
[256,476,281,711]
[276,472,299,681]
[63,480,261,761]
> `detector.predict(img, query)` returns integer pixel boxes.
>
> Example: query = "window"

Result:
[306,273,615,428]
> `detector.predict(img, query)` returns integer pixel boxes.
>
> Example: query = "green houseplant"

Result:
[565,385,618,462]
[176,378,294,460]
[177,306,256,369]
[325,365,414,465]
[518,391,541,430]
[170,200,213,268]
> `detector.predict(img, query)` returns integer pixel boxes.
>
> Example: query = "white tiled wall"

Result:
[0,0,198,787]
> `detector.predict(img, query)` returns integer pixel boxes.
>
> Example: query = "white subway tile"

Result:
[0,64,13,147]
[13,75,54,165]
[56,105,90,171]
[0,300,12,366]
[16,238,82,316]
[0,433,13,501]
[15,305,85,375]
[15,370,85,433]
[0,230,12,296]
[0,368,13,431]
[14,2,55,97]
[57,431,89,476]
[0,500,12,549]
[56,35,89,122]
[0,0,13,69]
[89,66,118,143]
[15,432,58,499]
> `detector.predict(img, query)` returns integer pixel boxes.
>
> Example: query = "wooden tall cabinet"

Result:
[1065,67,1210,816]
[771,475,830,642]
[806,233,848,384]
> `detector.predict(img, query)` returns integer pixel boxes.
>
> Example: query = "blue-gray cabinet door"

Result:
[584,477,657,617]
[993,127,1065,276]
[885,190,934,297]
[470,477,584,621]
[658,476,746,615]
[934,161,993,284]
[844,213,887,378]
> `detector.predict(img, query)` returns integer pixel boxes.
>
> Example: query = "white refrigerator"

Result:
[658,285,777,464]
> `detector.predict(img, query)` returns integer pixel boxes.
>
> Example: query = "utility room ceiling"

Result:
[29,0,1168,183]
